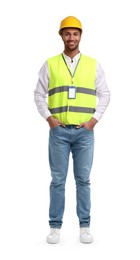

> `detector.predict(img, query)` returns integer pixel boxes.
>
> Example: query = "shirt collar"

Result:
[62,52,81,63]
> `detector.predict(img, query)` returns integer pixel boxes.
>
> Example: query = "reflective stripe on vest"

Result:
[49,106,96,114]
[49,86,96,96]
[47,54,96,125]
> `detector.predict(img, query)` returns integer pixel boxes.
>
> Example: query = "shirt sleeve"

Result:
[93,62,111,121]
[34,62,52,120]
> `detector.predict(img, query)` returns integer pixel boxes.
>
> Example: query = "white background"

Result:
[0,0,140,259]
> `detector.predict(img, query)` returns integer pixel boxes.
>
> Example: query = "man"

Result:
[34,16,110,244]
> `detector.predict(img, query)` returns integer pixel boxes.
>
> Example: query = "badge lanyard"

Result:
[62,53,81,84]
[62,54,81,99]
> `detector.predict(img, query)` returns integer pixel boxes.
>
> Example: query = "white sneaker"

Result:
[47,228,60,244]
[80,227,93,243]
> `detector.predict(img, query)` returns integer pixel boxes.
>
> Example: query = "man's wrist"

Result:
[90,117,98,127]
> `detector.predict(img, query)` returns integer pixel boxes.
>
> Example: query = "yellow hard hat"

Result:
[59,16,82,35]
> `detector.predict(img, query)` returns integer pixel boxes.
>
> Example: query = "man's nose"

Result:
[69,34,74,40]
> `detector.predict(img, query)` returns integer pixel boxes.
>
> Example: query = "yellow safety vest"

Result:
[47,54,96,125]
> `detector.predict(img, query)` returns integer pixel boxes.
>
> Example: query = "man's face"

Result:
[61,28,82,52]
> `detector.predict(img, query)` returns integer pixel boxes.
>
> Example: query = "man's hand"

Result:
[77,118,98,130]
[47,116,66,128]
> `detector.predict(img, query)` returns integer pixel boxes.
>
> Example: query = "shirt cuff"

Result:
[93,111,102,122]
[44,110,52,120]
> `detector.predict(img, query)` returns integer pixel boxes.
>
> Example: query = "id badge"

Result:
[68,86,76,99]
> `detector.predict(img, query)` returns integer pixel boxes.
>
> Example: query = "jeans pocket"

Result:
[83,127,93,132]
[50,125,60,131]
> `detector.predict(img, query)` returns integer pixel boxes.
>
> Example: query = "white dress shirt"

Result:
[34,52,110,122]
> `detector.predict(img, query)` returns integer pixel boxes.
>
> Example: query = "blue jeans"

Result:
[48,125,94,228]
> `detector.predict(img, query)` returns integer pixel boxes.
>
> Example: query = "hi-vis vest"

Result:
[47,54,96,125]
